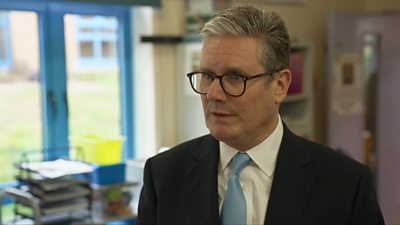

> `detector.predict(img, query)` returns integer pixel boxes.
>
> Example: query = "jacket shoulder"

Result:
[281,124,369,176]
[291,132,370,176]
[151,134,215,160]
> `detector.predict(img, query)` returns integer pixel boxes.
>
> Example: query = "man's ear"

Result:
[274,69,291,104]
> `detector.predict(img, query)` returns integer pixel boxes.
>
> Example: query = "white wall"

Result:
[176,42,208,143]
[132,7,157,159]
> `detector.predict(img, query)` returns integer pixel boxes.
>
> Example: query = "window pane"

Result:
[101,41,116,58]
[72,14,117,66]
[64,14,121,141]
[0,11,41,182]
[79,41,94,57]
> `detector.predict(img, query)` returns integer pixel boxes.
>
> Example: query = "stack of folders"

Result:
[13,159,94,224]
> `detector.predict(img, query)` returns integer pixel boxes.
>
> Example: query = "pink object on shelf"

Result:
[288,51,304,95]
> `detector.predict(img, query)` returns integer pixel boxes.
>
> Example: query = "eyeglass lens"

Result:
[190,72,245,96]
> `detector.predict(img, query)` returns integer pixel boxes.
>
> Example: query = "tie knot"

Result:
[231,153,250,175]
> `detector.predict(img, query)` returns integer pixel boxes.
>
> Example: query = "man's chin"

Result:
[209,129,236,143]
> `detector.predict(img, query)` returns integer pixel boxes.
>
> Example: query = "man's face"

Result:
[200,36,289,151]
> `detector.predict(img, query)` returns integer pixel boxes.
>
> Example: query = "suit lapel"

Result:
[265,125,314,225]
[185,135,220,225]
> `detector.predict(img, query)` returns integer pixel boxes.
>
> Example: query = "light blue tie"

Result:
[222,153,251,225]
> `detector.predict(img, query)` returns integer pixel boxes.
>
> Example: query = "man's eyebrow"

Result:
[198,67,247,75]
[197,68,214,73]
[224,68,247,75]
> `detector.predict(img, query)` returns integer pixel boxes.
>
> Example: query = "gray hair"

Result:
[200,5,291,73]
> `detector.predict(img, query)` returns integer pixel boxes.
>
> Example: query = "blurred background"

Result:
[0,0,399,224]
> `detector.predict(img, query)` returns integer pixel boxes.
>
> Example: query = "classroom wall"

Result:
[150,0,400,151]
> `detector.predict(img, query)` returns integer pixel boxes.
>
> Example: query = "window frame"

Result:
[0,0,135,188]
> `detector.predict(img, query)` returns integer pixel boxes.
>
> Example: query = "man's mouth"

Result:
[211,111,233,117]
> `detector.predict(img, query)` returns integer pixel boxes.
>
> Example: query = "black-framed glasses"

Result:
[186,71,276,97]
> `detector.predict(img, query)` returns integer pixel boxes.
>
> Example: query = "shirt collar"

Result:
[219,116,283,177]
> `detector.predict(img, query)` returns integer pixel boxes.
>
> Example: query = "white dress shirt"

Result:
[218,118,283,225]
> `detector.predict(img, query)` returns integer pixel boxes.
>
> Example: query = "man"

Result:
[137,5,384,225]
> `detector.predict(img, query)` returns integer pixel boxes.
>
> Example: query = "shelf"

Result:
[140,35,183,44]
[280,44,314,140]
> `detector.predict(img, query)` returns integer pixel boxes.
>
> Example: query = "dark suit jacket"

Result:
[137,125,385,225]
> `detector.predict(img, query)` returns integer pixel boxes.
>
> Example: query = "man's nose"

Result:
[206,79,227,101]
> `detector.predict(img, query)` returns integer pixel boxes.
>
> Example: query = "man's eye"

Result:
[202,73,214,81]
[226,74,244,82]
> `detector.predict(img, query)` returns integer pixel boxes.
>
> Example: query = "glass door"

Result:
[60,5,134,160]
[64,15,121,138]
[0,10,42,183]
